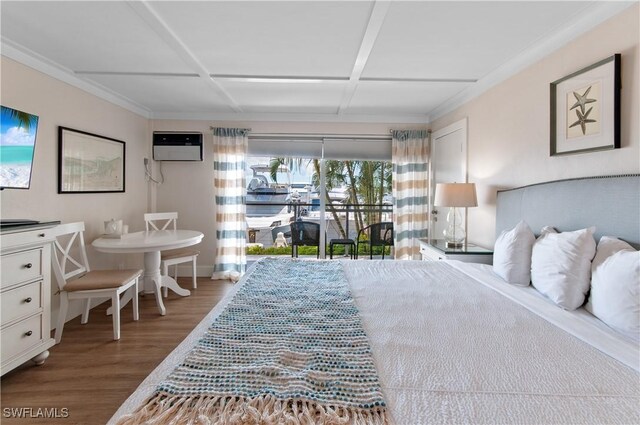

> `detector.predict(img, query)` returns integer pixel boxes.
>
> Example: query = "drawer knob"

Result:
[38,233,46,237]
[24,263,33,269]
[24,330,33,337]
[24,297,33,303]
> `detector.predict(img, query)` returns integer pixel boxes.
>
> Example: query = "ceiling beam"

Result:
[337,0,391,115]
[126,0,243,112]
[360,77,477,83]
[75,71,200,78]
[212,75,349,84]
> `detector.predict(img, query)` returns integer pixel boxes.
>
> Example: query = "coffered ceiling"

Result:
[0,1,633,122]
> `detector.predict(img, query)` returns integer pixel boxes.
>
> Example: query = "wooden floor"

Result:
[1,278,234,425]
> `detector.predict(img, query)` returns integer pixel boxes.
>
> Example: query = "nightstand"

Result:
[419,239,493,264]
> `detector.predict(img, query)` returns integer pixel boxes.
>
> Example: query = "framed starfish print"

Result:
[550,54,620,156]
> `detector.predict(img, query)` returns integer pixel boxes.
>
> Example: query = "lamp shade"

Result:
[434,183,478,207]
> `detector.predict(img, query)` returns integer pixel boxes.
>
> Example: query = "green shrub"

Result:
[247,243,390,257]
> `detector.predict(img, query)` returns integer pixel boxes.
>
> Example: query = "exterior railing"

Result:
[245,201,393,247]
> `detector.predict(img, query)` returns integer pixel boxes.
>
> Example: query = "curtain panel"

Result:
[392,129,430,260]
[211,128,249,281]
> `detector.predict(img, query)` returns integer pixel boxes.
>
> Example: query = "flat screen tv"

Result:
[0,105,39,190]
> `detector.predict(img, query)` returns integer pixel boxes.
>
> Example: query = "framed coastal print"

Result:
[550,54,620,156]
[58,127,125,193]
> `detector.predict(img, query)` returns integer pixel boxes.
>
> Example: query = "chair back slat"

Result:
[51,222,90,291]
[144,212,178,231]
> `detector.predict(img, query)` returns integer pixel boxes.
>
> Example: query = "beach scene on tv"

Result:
[0,106,39,189]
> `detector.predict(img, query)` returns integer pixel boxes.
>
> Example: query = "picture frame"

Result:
[58,127,125,193]
[550,54,620,156]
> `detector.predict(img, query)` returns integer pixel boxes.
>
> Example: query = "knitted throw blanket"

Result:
[118,258,389,425]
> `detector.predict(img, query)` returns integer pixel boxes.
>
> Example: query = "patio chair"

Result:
[356,222,394,259]
[290,221,320,258]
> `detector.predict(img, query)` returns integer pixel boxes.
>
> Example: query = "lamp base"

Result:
[445,241,463,248]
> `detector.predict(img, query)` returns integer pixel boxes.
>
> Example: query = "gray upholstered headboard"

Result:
[496,175,640,248]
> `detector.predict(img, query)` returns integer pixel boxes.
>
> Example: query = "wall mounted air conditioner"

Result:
[152,132,203,161]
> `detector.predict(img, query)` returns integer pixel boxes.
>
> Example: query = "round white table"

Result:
[92,230,204,316]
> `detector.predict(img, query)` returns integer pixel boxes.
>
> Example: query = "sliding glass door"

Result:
[245,135,392,259]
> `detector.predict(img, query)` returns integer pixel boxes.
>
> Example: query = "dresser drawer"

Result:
[1,281,42,325]
[0,249,43,289]
[0,228,54,251]
[1,314,43,362]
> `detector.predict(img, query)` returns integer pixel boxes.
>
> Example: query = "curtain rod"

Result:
[210,126,253,131]
[248,133,391,141]
[389,129,431,134]
[208,126,430,136]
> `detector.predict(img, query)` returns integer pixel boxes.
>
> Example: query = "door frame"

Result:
[429,117,468,242]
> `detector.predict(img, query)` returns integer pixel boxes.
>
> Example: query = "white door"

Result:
[430,118,467,241]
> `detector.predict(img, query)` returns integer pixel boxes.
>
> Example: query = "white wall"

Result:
[150,120,426,275]
[0,57,151,324]
[430,5,640,248]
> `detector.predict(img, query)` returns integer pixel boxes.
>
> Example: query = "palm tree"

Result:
[344,161,365,233]
[266,156,392,241]
[312,159,347,239]
[269,157,348,239]
[1,107,37,132]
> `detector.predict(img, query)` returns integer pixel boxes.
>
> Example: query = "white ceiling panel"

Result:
[221,81,347,114]
[151,1,373,78]
[362,1,593,80]
[348,82,473,116]
[0,1,193,73]
[85,75,233,113]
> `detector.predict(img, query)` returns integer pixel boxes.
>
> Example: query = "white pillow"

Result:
[493,220,535,286]
[531,227,596,310]
[586,237,640,341]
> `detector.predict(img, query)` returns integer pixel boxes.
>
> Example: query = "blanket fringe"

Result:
[116,393,390,425]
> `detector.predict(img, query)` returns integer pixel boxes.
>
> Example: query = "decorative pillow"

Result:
[586,237,640,341]
[531,227,596,310]
[493,221,535,286]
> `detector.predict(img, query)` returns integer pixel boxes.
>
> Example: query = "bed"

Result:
[110,175,640,425]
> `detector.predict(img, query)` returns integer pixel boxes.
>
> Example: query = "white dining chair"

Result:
[51,222,142,343]
[144,212,199,296]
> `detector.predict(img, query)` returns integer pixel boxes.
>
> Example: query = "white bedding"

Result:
[109,260,640,425]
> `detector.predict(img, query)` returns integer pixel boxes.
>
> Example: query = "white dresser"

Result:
[1,222,59,375]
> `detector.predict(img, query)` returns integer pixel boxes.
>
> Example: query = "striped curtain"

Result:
[392,130,430,260]
[211,128,249,282]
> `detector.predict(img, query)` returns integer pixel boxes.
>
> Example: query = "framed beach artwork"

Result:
[0,106,39,189]
[58,127,125,193]
[550,54,621,156]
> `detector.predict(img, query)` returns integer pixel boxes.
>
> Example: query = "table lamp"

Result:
[434,183,477,248]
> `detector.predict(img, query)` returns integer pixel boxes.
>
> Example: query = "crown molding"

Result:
[1,38,152,118]
[428,1,636,122]
[151,111,430,124]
